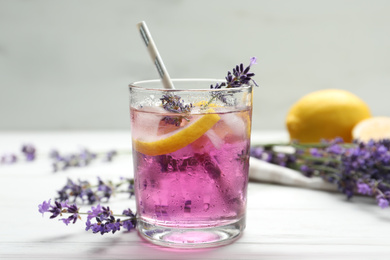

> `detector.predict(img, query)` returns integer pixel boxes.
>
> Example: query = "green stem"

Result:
[297,154,341,164]
[291,143,330,149]
[75,212,135,219]
[256,143,291,149]
[311,165,341,174]
[380,165,390,170]
[201,96,217,110]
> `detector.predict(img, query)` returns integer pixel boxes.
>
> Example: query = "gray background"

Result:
[1,0,389,131]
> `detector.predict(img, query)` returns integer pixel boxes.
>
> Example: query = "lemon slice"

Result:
[352,116,390,142]
[133,111,221,156]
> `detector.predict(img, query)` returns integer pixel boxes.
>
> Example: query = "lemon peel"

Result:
[133,110,220,156]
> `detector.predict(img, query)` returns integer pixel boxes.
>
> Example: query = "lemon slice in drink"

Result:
[134,111,220,156]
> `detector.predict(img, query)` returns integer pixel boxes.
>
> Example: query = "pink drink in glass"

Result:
[129,79,252,248]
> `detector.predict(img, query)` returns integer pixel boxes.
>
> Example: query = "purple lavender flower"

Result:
[85,206,136,235]
[57,179,94,204]
[250,147,264,159]
[251,138,390,209]
[225,57,258,88]
[40,199,137,235]
[78,148,97,166]
[122,208,136,231]
[50,148,102,172]
[60,179,95,204]
[377,196,389,209]
[87,204,103,220]
[122,219,135,231]
[160,93,192,126]
[97,177,113,201]
[121,177,135,198]
[310,148,322,157]
[275,153,287,167]
[250,146,296,167]
[49,201,63,219]
[49,149,60,159]
[59,203,80,225]
[22,144,36,161]
[161,116,184,126]
[1,153,18,164]
[38,199,51,216]
[377,145,387,154]
[55,177,134,205]
[39,199,80,224]
[161,58,258,117]
[300,164,309,173]
[60,218,72,225]
[56,178,85,203]
[208,57,258,106]
[249,56,257,66]
[103,150,117,162]
[161,94,192,114]
[356,182,372,195]
[300,165,314,177]
[210,82,226,90]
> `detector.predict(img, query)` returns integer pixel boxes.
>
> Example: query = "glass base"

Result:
[137,217,245,248]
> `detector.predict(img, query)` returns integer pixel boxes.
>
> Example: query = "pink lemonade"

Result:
[131,107,251,229]
[129,78,253,247]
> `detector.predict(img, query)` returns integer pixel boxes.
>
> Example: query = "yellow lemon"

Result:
[352,116,390,142]
[133,111,220,156]
[286,89,371,143]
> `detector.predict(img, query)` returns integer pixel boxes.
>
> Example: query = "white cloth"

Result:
[249,157,337,191]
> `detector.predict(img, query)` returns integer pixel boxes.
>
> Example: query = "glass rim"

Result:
[128,78,253,92]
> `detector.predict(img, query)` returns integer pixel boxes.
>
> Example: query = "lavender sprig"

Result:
[250,138,390,209]
[225,57,258,88]
[207,57,258,107]
[160,93,193,126]
[1,144,36,165]
[50,148,119,172]
[38,200,136,235]
[50,148,96,171]
[160,57,258,124]
[1,153,17,164]
[22,144,36,161]
[56,177,135,205]
[1,145,122,170]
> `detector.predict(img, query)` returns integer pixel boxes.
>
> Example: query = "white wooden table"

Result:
[1,131,390,260]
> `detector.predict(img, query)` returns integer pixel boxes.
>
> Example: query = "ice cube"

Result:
[205,129,223,149]
[220,113,246,138]
[132,106,166,140]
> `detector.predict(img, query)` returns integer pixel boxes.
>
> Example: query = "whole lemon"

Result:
[286,89,371,143]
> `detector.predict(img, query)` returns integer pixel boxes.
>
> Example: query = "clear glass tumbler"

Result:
[129,79,253,248]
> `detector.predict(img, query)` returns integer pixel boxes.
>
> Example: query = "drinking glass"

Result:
[129,79,253,248]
